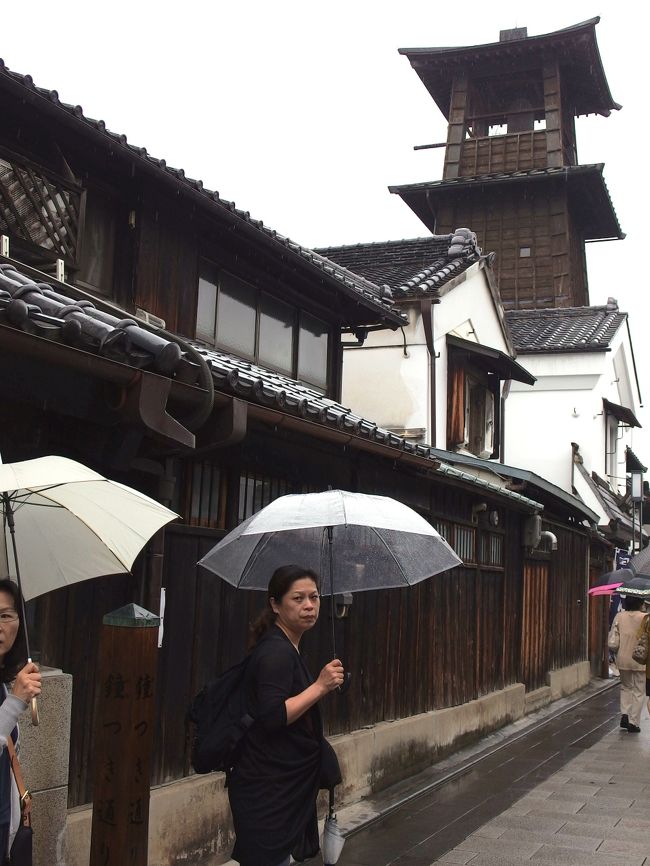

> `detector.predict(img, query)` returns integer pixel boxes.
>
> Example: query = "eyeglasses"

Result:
[0,611,19,624]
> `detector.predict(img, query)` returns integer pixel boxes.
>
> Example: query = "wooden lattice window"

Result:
[0,147,82,263]
[479,532,504,568]
[185,461,224,528]
[433,519,476,565]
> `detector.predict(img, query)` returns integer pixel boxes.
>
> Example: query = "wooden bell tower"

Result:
[390,18,624,310]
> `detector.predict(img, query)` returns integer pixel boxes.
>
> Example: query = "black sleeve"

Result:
[253,643,297,731]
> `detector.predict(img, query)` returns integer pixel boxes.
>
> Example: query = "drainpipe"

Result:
[420,299,439,446]
[500,379,511,463]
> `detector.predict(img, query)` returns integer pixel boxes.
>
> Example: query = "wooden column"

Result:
[89,604,160,866]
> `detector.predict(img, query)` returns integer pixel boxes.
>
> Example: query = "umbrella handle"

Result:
[337,672,352,695]
[30,696,39,727]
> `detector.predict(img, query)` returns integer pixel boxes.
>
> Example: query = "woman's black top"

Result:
[228,626,324,866]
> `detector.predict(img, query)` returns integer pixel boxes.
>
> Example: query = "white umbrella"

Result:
[199,489,461,659]
[0,455,178,723]
[0,455,178,600]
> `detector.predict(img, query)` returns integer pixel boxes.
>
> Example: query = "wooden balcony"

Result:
[457,130,548,177]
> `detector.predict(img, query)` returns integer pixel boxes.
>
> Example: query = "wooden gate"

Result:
[520,560,550,691]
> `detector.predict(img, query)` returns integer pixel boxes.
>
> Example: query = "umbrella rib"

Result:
[367,527,410,585]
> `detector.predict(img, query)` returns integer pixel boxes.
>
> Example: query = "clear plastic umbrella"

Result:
[198,489,461,658]
[321,790,345,865]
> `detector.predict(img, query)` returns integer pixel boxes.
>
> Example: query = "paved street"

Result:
[336,683,650,865]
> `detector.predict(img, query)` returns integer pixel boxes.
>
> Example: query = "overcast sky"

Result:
[4,1,649,457]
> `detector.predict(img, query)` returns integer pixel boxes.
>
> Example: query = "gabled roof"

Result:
[399,18,621,120]
[506,303,627,354]
[315,230,481,299]
[0,59,405,328]
[390,165,624,242]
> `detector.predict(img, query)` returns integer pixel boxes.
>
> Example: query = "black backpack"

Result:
[189,655,255,774]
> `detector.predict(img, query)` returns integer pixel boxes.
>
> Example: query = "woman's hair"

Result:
[249,564,320,647]
[0,578,27,683]
[623,595,644,611]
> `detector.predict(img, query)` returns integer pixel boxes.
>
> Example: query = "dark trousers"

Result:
[0,821,9,862]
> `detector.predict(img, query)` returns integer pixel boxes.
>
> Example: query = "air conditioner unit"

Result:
[135,308,166,330]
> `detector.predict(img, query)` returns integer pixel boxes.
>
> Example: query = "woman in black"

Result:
[228,565,344,866]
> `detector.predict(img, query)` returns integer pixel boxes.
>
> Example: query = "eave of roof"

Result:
[429,448,599,524]
[626,447,647,474]
[0,59,405,329]
[603,398,642,429]
[389,165,624,241]
[398,18,620,120]
[447,335,535,385]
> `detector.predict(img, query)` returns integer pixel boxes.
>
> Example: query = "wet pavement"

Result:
[336,682,650,865]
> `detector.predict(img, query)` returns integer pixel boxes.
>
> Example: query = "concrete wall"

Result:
[61,660,589,866]
[21,667,72,866]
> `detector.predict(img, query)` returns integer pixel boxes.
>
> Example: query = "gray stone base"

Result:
[62,661,594,866]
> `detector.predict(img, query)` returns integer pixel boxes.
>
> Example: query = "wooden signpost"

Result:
[89,604,160,866]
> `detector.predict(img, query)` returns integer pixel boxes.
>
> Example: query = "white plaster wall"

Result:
[505,323,641,496]
[435,264,510,353]
[342,342,430,433]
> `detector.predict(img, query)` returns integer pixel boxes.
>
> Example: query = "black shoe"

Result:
[627,724,641,733]
[620,714,629,729]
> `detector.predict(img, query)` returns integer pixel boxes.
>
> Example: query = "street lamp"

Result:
[627,448,646,554]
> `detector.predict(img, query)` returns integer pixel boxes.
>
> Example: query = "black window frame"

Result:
[196,259,331,393]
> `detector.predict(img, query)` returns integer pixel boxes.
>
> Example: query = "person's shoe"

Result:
[620,714,629,729]
[627,724,641,733]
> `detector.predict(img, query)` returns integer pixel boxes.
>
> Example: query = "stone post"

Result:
[20,666,73,866]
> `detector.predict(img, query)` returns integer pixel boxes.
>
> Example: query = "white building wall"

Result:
[342,263,509,448]
[506,323,641,499]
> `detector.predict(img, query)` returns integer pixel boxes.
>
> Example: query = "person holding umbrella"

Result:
[609,595,646,732]
[227,565,344,866]
[0,578,41,859]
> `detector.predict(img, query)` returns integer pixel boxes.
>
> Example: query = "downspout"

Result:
[500,379,511,463]
[420,299,438,447]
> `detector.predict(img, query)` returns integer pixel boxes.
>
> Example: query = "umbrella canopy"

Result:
[631,546,650,579]
[591,567,632,590]
[0,455,178,601]
[587,567,632,597]
[198,489,461,594]
[617,574,650,598]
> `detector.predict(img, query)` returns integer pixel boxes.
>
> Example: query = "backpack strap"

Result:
[6,737,32,825]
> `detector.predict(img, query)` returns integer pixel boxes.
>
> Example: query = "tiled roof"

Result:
[315,229,481,298]
[577,464,634,534]
[0,262,542,510]
[390,165,624,242]
[506,304,626,353]
[399,18,620,120]
[0,60,405,326]
[0,261,200,382]
[190,344,543,510]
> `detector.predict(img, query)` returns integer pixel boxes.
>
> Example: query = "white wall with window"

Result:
[342,260,513,449]
[507,325,642,512]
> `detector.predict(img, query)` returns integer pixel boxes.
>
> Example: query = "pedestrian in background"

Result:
[609,595,646,733]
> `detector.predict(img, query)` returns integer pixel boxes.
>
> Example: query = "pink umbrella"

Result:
[588,582,623,596]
